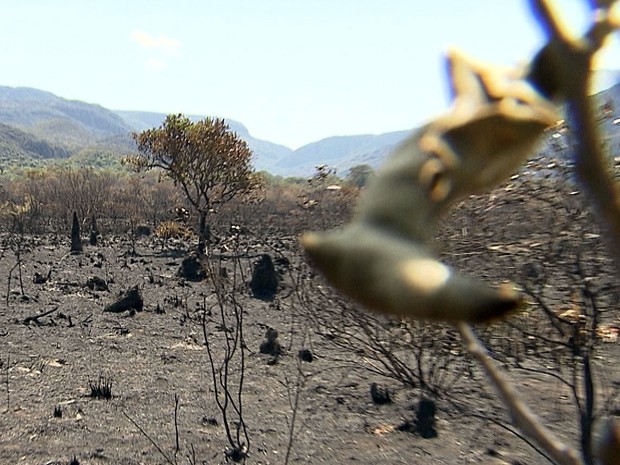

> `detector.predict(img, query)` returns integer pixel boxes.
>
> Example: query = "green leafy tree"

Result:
[126,114,261,253]
[346,164,374,188]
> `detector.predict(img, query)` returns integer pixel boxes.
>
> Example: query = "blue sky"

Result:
[1,1,618,149]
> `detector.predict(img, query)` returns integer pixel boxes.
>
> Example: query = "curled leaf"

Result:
[302,225,522,323]
[302,50,558,323]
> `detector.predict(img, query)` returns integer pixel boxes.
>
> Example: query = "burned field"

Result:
[0,166,619,465]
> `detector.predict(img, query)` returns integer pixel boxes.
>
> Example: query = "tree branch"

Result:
[457,322,582,465]
[530,0,620,272]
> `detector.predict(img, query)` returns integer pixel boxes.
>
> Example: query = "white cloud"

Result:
[130,30,181,71]
[130,30,182,56]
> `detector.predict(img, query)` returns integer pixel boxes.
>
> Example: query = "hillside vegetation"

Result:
[0,83,618,176]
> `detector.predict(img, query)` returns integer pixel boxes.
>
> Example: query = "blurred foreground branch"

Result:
[530,0,620,271]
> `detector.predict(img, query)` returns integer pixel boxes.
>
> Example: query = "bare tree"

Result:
[200,253,250,462]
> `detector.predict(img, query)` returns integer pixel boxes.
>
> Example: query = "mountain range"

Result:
[0,82,618,177]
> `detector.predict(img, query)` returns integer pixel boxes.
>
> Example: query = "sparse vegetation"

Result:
[0,158,618,463]
[88,374,113,400]
[0,2,618,465]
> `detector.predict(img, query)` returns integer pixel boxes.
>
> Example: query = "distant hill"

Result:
[0,86,292,172]
[114,110,415,177]
[272,130,412,177]
[0,122,70,168]
[542,82,620,161]
[114,110,292,173]
[0,87,132,147]
[0,86,137,169]
[277,81,620,178]
[0,81,618,176]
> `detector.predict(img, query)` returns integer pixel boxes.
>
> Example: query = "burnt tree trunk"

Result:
[70,211,83,254]
[198,210,211,254]
[89,214,99,246]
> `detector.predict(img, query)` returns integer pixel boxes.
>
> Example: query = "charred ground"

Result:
[1,160,619,465]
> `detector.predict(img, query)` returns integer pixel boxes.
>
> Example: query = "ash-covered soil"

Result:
[1,170,620,465]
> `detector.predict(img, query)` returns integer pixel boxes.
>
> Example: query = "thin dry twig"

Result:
[22,306,59,325]
[122,409,174,465]
[457,322,582,465]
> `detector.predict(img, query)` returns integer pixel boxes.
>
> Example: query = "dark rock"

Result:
[175,207,190,222]
[259,327,282,356]
[370,382,392,404]
[33,270,51,284]
[135,225,151,237]
[201,416,218,426]
[90,214,99,246]
[298,348,314,362]
[86,276,108,292]
[265,327,278,341]
[250,254,279,300]
[104,285,143,313]
[259,339,282,356]
[397,420,416,433]
[178,254,206,282]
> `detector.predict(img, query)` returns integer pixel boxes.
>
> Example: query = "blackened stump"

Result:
[250,254,279,300]
[370,382,392,404]
[415,398,438,438]
[70,211,83,254]
[104,286,143,313]
[178,254,206,282]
